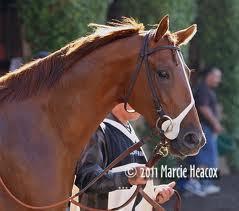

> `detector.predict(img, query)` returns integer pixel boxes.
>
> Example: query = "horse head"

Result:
[126,15,206,157]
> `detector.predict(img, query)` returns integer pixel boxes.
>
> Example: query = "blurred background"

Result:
[0,0,238,210]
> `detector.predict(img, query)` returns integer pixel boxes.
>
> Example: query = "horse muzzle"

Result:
[169,130,206,157]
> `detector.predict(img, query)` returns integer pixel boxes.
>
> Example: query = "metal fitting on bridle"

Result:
[156,115,173,132]
[158,145,169,157]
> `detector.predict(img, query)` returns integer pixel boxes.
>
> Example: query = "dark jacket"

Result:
[75,114,146,209]
[194,82,219,129]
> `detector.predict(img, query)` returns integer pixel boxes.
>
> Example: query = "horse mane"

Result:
[0,18,144,103]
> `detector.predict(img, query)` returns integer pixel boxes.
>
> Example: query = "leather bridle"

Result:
[124,30,195,142]
[124,30,180,133]
[0,30,184,210]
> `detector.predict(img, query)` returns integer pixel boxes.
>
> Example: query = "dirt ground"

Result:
[165,174,239,211]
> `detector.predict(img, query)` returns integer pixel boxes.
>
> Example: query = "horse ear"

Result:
[174,24,197,46]
[154,15,169,42]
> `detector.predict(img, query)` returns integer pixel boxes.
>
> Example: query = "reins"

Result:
[0,134,181,210]
[71,134,181,211]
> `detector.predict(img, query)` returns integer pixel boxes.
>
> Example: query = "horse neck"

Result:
[46,34,142,159]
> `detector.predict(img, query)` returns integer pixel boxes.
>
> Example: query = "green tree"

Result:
[108,0,197,58]
[115,0,196,30]
[197,0,239,137]
[197,0,239,170]
[17,0,108,54]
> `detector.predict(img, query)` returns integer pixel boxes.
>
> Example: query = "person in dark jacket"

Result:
[75,103,175,210]
[177,67,223,197]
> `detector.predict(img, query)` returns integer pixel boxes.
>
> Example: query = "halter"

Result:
[124,30,194,143]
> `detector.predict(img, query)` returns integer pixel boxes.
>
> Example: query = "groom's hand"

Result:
[155,181,176,204]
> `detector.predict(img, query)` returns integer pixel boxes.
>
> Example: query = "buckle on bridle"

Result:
[161,115,173,132]
[158,146,168,157]
[155,115,173,132]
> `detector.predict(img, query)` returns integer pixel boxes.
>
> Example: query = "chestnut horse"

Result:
[0,16,205,210]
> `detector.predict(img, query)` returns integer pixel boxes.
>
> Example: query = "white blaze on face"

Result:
[161,51,195,140]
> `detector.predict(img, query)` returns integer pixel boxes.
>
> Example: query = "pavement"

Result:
[165,174,239,211]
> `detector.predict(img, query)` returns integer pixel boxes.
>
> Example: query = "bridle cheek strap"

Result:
[161,51,195,140]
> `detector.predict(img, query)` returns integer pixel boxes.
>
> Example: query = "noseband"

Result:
[124,30,195,144]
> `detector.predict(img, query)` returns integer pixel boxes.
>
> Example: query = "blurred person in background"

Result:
[9,51,50,72]
[178,67,223,197]
[9,57,23,71]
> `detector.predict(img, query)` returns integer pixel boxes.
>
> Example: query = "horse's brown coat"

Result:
[0,17,204,210]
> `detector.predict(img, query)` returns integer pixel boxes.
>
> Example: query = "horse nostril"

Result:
[183,132,200,148]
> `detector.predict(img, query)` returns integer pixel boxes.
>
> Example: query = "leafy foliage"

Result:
[116,0,196,30]
[196,0,239,170]
[110,0,197,58]
[197,0,239,138]
[17,0,108,54]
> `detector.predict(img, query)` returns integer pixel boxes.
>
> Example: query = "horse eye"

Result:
[157,70,169,79]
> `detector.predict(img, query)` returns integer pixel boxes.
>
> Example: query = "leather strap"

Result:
[138,187,164,211]
[0,135,181,211]
[124,30,180,120]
